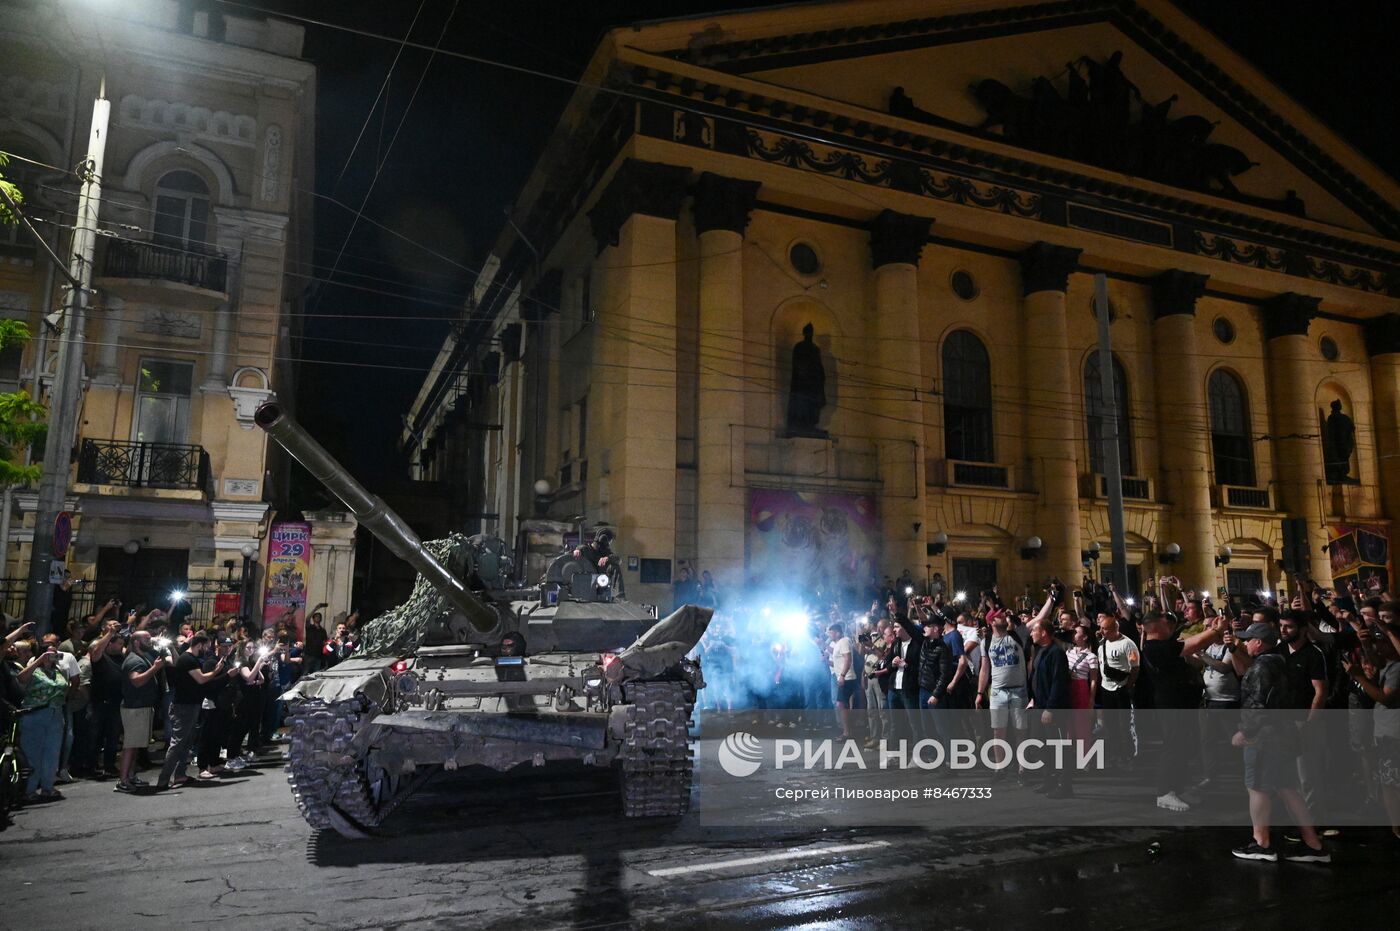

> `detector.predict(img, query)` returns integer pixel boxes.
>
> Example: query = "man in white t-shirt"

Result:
[1096,614,1140,764]
[977,609,1027,777]
[828,623,857,740]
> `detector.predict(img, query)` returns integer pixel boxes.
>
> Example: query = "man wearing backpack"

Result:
[1231,623,1329,862]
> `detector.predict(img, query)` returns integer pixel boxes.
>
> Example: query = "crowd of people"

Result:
[696,571,1400,862]
[1,599,362,810]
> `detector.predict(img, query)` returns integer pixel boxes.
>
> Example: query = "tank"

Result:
[254,402,710,838]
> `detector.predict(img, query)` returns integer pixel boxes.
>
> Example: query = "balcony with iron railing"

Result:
[97,237,229,306]
[76,438,212,497]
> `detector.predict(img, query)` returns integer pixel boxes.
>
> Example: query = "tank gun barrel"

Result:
[254,401,497,633]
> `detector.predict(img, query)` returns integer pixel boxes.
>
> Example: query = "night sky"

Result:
[232,0,1400,502]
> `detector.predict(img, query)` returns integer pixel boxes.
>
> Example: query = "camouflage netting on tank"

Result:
[357,534,472,657]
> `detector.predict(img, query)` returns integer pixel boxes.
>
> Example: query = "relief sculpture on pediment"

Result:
[891,52,1305,217]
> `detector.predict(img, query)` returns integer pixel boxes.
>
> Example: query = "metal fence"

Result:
[77,438,212,493]
[1,576,243,627]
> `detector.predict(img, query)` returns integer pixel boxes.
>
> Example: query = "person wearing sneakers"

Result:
[1140,609,1218,813]
[115,631,166,793]
[157,634,227,790]
[223,640,270,772]
[1231,623,1329,863]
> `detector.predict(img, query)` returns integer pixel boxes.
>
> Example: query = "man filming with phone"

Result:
[157,634,227,790]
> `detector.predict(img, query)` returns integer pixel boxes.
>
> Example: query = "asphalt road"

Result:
[2,747,1397,930]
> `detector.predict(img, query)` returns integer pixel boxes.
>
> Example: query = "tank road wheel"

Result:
[285,700,416,837]
[619,681,695,817]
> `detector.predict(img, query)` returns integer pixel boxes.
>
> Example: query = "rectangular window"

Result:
[133,358,194,446]
[580,272,594,324]
[577,396,587,457]
[1226,568,1265,603]
[0,342,21,383]
[951,558,998,596]
[1100,563,1142,598]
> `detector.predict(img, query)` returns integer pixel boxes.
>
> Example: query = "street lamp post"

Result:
[25,74,109,636]
[239,543,258,621]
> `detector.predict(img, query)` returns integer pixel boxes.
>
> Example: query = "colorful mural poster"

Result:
[747,489,880,596]
[263,521,312,635]
[1327,523,1391,594]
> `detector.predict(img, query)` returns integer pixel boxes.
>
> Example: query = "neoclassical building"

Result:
[0,1,353,620]
[404,0,1400,609]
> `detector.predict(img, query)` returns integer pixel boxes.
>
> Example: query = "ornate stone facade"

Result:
[406,0,1400,603]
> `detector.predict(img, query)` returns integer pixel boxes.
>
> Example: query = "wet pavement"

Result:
[1,747,1397,930]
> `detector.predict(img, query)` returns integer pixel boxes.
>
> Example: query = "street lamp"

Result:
[1160,542,1182,565]
[239,542,258,621]
[1020,536,1043,560]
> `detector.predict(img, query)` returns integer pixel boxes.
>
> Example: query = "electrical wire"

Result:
[316,0,461,315]
[332,0,430,194]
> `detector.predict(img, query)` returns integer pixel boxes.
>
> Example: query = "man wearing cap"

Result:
[1230,622,1329,863]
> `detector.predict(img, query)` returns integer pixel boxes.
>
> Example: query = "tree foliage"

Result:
[0,156,47,485]
[0,152,22,225]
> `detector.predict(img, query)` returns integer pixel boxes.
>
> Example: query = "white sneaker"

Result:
[224,758,247,773]
[1157,791,1190,812]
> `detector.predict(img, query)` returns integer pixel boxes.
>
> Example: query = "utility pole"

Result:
[1094,273,1129,595]
[25,76,109,636]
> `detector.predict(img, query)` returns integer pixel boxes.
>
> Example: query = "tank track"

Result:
[619,681,695,817]
[285,699,409,834]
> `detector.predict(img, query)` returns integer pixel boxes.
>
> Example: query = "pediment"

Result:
[645,1,1400,240]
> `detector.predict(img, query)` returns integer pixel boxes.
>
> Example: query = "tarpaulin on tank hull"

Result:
[281,657,392,705]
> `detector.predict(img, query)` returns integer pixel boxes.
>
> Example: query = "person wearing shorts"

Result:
[978,610,1028,778]
[1231,623,1328,863]
[828,623,857,740]
[117,632,167,792]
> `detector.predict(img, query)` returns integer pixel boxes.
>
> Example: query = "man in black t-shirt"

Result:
[157,634,227,790]
[1275,611,1330,820]
[84,623,127,777]
[117,632,167,791]
[1140,610,1220,813]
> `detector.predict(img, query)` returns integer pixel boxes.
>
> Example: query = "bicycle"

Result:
[0,703,29,830]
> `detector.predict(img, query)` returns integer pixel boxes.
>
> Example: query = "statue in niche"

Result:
[785,322,827,437]
[1322,399,1359,485]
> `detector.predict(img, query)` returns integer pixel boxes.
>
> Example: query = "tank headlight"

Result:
[596,573,611,587]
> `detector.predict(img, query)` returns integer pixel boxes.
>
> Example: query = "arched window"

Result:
[1208,369,1255,486]
[152,170,210,250]
[1084,350,1134,475]
[942,330,993,462]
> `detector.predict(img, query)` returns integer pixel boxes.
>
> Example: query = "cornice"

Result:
[658,0,1400,239]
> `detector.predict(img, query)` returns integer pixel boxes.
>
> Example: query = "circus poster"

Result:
[1327,523,1391,594]
[746,489,880,594]
[263,521,312,634]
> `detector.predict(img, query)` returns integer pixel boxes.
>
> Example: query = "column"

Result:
[93,296,122,384]
[1018,243,1084,583]
[1364,313,1400,526]
[692,173,760,583]
[1150,271,1214,588]
[586,159,690,604]
[1262,292,1331,584]
[869,210,933,580]
[202,302,233,390]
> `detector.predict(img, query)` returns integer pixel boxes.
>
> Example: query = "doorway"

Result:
[95,546,190,618]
